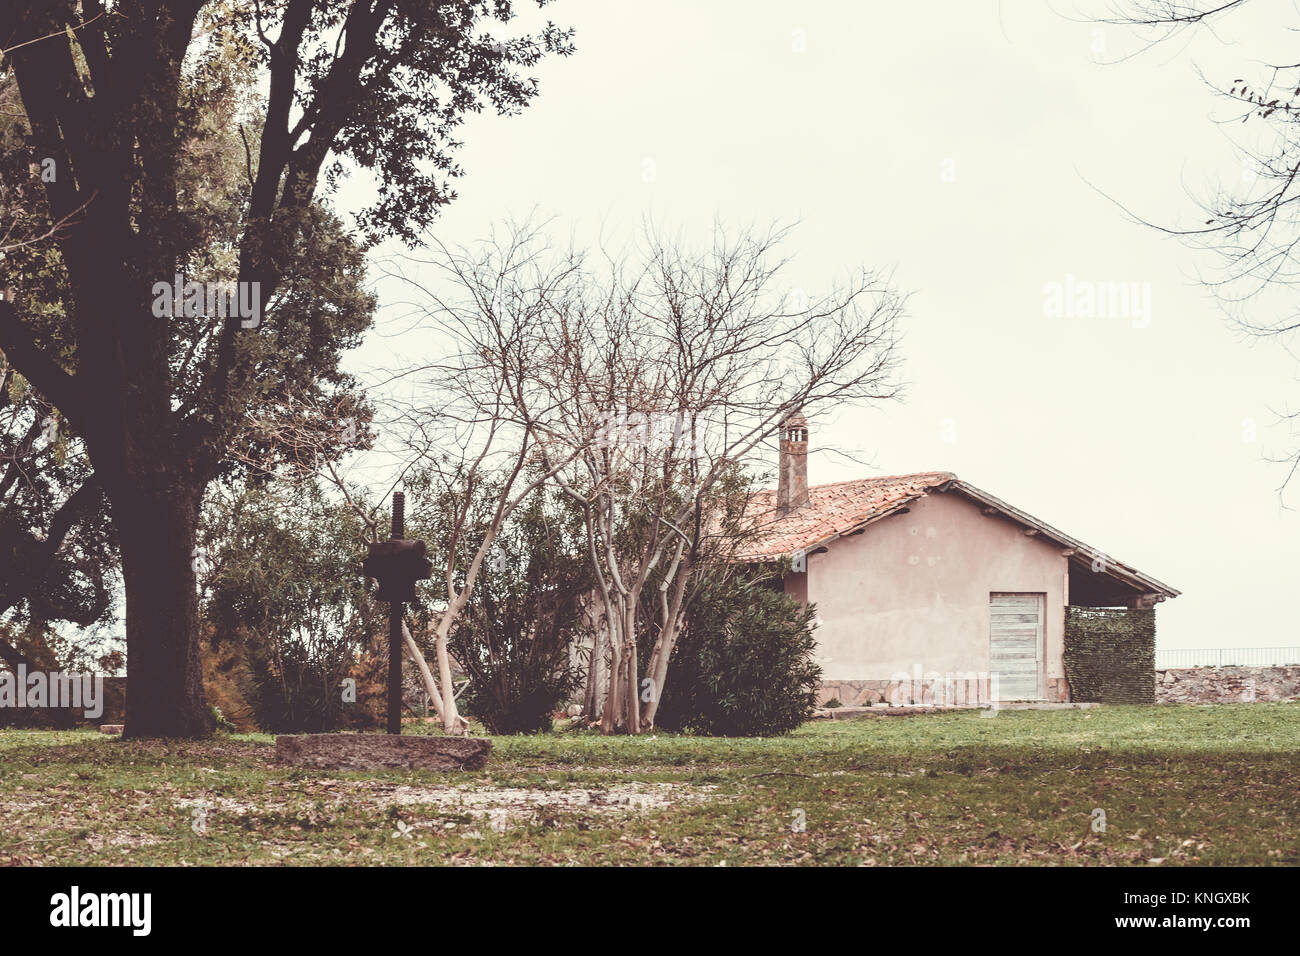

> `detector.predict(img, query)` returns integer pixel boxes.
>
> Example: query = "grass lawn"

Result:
[1,703,1297,865]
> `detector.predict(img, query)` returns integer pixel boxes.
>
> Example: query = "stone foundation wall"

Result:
[819,674,1070,707]
[823,664,1300,707]
[818,677,995,708]
[1156,665,1300,704]
[1063,606,1156,704]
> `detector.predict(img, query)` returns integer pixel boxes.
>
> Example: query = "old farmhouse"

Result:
[743,415,1180,707]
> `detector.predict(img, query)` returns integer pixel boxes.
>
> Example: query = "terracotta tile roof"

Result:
[737,471,1180,600]
[739,471,955,561]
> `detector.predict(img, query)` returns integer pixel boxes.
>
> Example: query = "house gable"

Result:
[795,489,1070,683]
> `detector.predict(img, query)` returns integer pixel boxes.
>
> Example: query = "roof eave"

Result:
[939,479,1181,599]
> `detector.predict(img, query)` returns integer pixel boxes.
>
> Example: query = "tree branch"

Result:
[0,299,86,426]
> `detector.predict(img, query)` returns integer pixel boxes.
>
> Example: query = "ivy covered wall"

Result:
[1063,606,1156,704]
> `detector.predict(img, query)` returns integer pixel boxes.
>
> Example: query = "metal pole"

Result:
[387,491,405,735]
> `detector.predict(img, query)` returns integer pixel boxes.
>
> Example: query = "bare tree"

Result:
[264,219,904,737]
[229,390,479,732]
[512,221,905,733]
[1097,1,1300,485]
[370,221,590,733]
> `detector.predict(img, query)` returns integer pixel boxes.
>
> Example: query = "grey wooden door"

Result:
[989,593,1044,700]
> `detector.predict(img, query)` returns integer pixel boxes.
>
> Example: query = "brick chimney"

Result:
[776,411,809,516]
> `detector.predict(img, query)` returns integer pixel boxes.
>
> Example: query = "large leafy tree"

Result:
[0,28,368,668]
[0,68,118,667]
[0,1,571,736]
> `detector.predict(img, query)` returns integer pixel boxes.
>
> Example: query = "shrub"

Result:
[654,571,821,736]
[208,705,237,734]
[436,490,593,735]
[200,481,381,733]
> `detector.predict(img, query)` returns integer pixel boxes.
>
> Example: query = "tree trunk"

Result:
[113,481,210,738]
[640,559,693,729]
[582,622,602,720]
[600,619,623,735]
[402,620,447,723]
[623,632,641,734]
[433,616,464,735]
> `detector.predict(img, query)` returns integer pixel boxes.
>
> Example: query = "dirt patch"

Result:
[368,780,717,833]
[177,779,716,833]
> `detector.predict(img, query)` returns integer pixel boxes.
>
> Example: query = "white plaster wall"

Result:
[791,492,1067,689]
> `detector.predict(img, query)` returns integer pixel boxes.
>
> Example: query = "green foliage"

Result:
[654,570,822,737]
[407,476,594,735]
[1064,606,1157,704]
[0,4,374,639]
[208,705,238,735]
[200,479,380,732]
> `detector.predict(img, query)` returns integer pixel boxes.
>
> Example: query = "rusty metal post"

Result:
[387,491,405,735]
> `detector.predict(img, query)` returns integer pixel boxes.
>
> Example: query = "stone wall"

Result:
[819,674,1068,707]
[1157,665,1300,704]
[819,676,995,708]
[1063,606,1156,704]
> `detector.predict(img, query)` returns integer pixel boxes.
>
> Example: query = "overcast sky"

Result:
[340,0,1300,652]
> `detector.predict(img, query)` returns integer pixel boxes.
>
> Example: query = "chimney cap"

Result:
[782,410,807,428]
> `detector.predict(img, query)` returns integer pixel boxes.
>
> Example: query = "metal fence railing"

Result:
[1155,647,1300,669]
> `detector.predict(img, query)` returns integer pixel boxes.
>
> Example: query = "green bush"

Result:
[438,490,593,735]
[207,704,237,734]
[201,481,379,733]
[654,572,821,737]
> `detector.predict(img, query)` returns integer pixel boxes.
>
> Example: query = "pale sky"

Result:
[338,0,1300,653]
